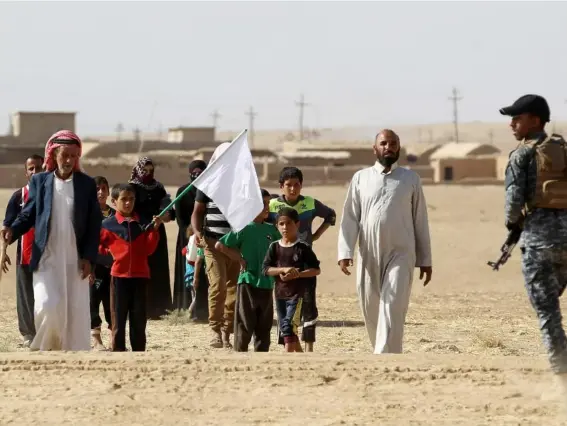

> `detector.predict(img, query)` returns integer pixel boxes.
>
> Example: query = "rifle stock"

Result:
[487,227,522,271]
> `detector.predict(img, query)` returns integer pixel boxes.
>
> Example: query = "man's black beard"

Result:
[377,151,399,167]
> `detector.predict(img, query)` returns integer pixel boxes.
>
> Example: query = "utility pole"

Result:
[157,122,163,141]
[448,87,463,143]
[115,122,124,141]
[295,93,309,141]
[245,106,257,148]
[133,126,141,143]
[488,128,494,144]
[210,109,221,129]
[428,129,433,143]
[7,114,13,135]
[417,127,422,143]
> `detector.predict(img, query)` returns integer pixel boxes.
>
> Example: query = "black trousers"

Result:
[111,277,148,352]
[301,278,318,343]
[234,284,273,352]
[16,264,35,340]
[90,265,112,330]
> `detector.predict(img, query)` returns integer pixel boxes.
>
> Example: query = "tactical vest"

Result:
[269,196,315,216]
[523,133,567,211]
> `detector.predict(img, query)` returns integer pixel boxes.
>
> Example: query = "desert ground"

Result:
[0,183,566,425]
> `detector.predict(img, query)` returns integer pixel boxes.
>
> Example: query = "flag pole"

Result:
[143,129,248,231]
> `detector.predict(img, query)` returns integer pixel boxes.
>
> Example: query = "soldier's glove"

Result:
[505,221,521,232]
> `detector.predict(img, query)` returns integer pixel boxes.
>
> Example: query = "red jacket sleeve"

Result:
[99,228,113,256]
[145,228,160,256]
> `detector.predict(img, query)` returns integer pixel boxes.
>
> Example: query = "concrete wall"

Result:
[407,165,435,180]
[167,127,215,144]
[0,146,45,165]
[85,139,219,159]
[496,155,509,181]
[431,158,497,183]
[0,161,502,191]
[13,112,76,145]
[0,136,18,146]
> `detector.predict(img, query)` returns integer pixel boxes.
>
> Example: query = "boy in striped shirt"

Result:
[192,189,240,349]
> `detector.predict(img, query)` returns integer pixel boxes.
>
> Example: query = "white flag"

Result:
[192,130,263,232]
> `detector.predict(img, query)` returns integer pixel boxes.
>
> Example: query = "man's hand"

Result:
[79,259,92,280]
[1,227,13,245]
[153,215,163,229]
[419,266,432,286]
[161,211,172,223]
[2,253,11,274]
[194,231,204,248]
[338,259,353,276]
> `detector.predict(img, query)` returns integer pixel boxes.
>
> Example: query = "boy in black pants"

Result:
[215,189,280,352]
[99,183,162,352]
[89,176,115,350]
[2,154,44,347]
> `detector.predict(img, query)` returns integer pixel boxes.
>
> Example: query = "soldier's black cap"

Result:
[499,94,550,123]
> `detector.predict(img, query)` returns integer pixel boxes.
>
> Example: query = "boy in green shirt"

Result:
[215,189,280,352]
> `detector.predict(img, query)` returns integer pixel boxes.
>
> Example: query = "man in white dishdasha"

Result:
[337,129,432,354]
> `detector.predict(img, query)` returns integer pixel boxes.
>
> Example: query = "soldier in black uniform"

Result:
[500,94,567,379]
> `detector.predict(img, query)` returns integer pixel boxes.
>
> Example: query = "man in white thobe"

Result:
[338,129,432,354]
[2,130,101,351]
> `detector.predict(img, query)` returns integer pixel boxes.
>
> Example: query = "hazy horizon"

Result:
[1,1,567,136]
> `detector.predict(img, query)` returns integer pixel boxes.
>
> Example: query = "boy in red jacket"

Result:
[99,183,162,352]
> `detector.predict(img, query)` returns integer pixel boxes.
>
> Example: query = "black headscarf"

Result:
[188,160,207,182]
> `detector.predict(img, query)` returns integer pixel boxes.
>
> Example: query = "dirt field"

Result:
[1,184,566,425]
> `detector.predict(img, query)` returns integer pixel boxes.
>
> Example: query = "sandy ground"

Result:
[1,184,567,425]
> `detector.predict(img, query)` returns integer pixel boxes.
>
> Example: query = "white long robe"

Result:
[30,173,90,351]
[338,161,432,354]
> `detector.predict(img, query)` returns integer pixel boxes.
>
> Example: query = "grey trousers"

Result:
[16,264,35,340]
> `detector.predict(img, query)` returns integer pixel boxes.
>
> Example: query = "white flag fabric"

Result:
[192,130,263,232]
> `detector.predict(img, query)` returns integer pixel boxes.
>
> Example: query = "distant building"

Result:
[427,142,502,182]
[167,127,215,145]
[7,111,76,146]
[429,142,501,161]
[405,143,442,165]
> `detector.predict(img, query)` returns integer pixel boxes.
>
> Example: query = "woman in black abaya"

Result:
[172,160,208,319]
[129,157,174,320]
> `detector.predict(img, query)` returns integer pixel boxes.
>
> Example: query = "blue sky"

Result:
[1,1,566,135]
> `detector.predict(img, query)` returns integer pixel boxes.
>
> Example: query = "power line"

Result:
[245,106,257,148]
[295,93,310,141]
[210,109,221,128]
[448,87,463,143]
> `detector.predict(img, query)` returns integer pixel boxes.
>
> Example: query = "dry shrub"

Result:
[162,309,194,326]
[474,333,506,350]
